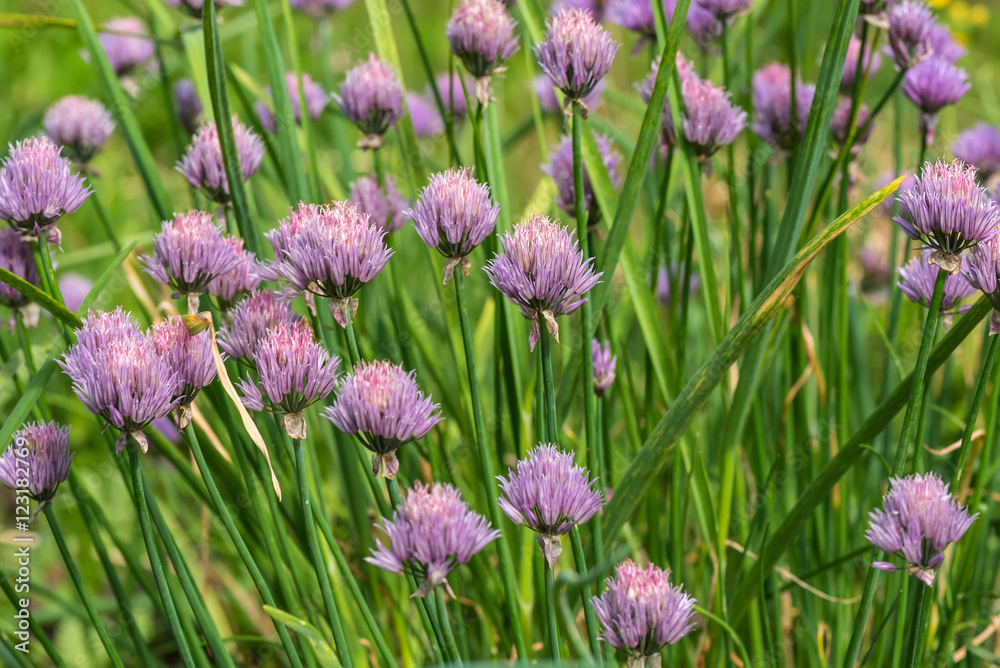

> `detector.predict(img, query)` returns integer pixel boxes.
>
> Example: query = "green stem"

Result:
[293,440,353,668]
[34,235,63,305]
[842,271,946,668]
[0,570,68,667]
[544,557,561,663]
[540,329,558,443]
[435,587,462,665]
[42,504,126,668]
[949,331,1000,487]
[343,308,362,367]
[185,423,304,668]
[901,584,932,668]
[569,525,601,661]
[128,447,197,668]
[89,188,121,252]
[454,272,528,659]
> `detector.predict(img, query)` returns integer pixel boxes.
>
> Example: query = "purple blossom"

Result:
[177,116,265,204]
[962,238,1000,334]
[592,339,616,397]
[894,160,1000,272]
[0,227,41,332]
[552,0,606,22]
[0,422,74,503]
[636,54,698,153]
[901,57,969,118]
[217,289,304,361]
[484,215,602,350]
[407,168,500,283]
[407,93,445,138]
[324,359,443,478]
[829,98,873,150]
[608,0,676,38]
[886,1,934,69]
[366,482,499,596]
[236,321,340,439]
[59,308,181,454]
[0,137,91,241]
[535,9,620,105]
[866,473,977,586]
[897,250,976,312]
[751,62,815,152]
[592,560,697,661]
[59,273,93,314]
[349,174,409,234]
[262,201,393,326]
[542,134,623,219]
[175,79,203,135]
[496,444,604,565]
[678,73,747,159]
[255,72,329,134]
[98,17,155,77]
[687,1,723,47]
[656,262,700,307]
[952,124,1000,183]
[142,210,243,312]
[289,0,355,17]
[447,0,519,104]
[43,96,115,164]
[164,0,243,18]
[152,316,217,427]
[842,34,882,93]
[206,238,261,311]
[697,0,752,21]
[336,54,404,149]
[434,72,470,118]
[927,23,966,64]
[877,170,917,217]
[535,75,604,115]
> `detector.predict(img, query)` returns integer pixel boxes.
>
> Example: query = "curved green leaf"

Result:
[263,606,342,668]
[0,267,81,329]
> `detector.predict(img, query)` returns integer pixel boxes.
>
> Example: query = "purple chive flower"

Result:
[262,201,393,327]
[497,444,604,566]
[927,23,966,64]
[43,96,115,164]
[484,215,602,350]
[535,75,604,115]
[866,473,977,586]
[677,74,747,160]
[324,359,443,478]
[59,308,180,454]
[164,0,243,18]
[829,98,873,150]
[152,316,217,427]
[0,228,42,332]
[206,238,260,312]
[349,174,409,234]
[592,560,697,663]
[0,422,73,503]
[407,93,445,138]
[901,58,970,144]
[656,263,700,307]
[608,0,676,39]
[751,63,816,152]
[897,250,976,313]
[687,1,723,47]
[98,17,155,77]
[336,54,404,150]
[366,482,499,596]
[952,124,1000,183]
[697,0,752,21]
[289,0,355,17]
[842,34,882,93]
[886,1,934,70]
[894,160,1000,272]
[407,168,500,283]
[552,0,607,22]
[177,117,265,204]
[592,339,616,397]
[0,137,91,242]
[636,54,697,154]
[877,170,918,217]
[59,273,93,314]
[535,9,620,108]
[255,72,329,134]
[217,289,304,361]
[175,79,203,135]
[963,238,1000,334]
[447,0,519,105]
[142,210,243,313]
[237,321,340,439]
[434,72,470,119]
[542,134,623,220]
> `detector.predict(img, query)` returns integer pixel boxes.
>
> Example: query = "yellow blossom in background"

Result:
[928,0,951,8]
[968,4,989,26]
[949,1,970,21]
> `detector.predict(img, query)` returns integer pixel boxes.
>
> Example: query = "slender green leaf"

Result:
[601,177,906,543]
[0,267,81,328]
[263,606,342,668]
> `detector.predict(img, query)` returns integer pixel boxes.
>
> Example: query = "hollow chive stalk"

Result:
[42,504,126,668]
[842,270,946,668]
[185,423,304,668]
[453,271,529,659]
[293,439,353,668]
[435,586,462,665]
[128,446,197,668]
[544,553,561,663]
